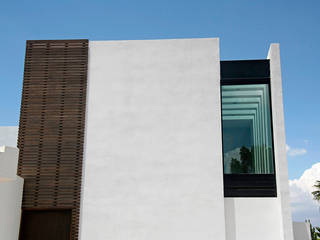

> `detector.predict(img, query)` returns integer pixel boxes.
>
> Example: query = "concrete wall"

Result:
[293,222,311,240]
[268,44,294,240]
[0,146,24,240]
[80,38,293,240]
[224,198,284,240]
[80,38,225,240]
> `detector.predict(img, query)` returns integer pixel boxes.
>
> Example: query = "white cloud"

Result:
[289,148,307,157]
[289,162,320,226]
[286,144,290,152]
[286,144,307,157]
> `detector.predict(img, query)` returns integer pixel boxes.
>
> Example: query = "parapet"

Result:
[0,146,19,180]
[0,146,23,240]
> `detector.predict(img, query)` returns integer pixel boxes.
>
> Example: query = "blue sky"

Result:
[1,0,320,181]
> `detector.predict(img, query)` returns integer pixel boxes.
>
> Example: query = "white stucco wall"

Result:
[0,146,24,240]
[80,38,225,240]
[224,198,284,240]
[268,44,294,240]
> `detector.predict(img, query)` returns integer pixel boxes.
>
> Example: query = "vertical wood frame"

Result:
[18,39,88,240]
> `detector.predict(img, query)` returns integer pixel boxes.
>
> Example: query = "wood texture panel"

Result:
[19,209,72,240]
[18,39,88,240]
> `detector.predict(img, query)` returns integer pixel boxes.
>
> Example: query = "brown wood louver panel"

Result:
[17,39,88,240]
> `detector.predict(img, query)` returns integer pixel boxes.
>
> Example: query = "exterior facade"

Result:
[0,146,23,240]
[14,38,294,240]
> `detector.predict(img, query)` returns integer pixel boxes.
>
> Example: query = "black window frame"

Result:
[220,60,277,198]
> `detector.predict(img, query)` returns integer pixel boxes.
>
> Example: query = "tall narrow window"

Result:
[222,84,274,174]
[221,60,277,197]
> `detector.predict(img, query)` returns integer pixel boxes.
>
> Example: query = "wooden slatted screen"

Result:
[17,39,88,240]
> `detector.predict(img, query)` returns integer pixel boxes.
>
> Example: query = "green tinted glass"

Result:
[222,84,274,174]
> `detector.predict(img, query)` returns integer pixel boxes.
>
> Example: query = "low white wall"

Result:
[0,126,18,147]
[0,177,24,240]
[81,38,225,240]
[0,146,19,178]
[225,198,284,240]
[0,146,24,240]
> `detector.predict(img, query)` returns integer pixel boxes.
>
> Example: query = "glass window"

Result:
[222,84,274,174]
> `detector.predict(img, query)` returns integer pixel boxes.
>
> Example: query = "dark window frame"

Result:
[220,60,277,198]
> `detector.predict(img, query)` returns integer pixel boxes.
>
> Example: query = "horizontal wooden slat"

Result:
[18,39,88,240]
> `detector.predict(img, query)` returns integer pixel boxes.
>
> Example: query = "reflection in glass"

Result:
[222,84,274,174]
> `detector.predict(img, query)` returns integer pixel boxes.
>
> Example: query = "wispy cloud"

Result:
[289,162,320,226]
[286,144,307,157]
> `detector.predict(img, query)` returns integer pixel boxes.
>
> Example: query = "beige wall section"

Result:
[0,146,24,240]
[268,43,294,240]
[81,38,225,240]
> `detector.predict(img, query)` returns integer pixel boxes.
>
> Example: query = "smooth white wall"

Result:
[268,44,294,240]
[81,38,225,240]
[224,198,283,240]
[0,146,23,240]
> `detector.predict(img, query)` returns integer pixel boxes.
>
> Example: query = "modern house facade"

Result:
[14,38,294,240]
